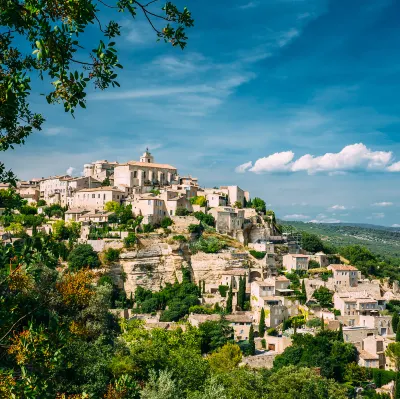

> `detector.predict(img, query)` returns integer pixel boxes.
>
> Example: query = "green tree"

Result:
[393,312,400,333]
[176,207,190,216]
[237,276,245,310]
[141,370,183,399]
[208,343,242,373]
[397,323,400,343]
[251,197,266,213]
[161,217,173,228]
[199,318,234,353]
[248,325,255,355]
[301,232,325,253]
[1,0,194,184]
[259,308,266,338]
[101,177,111,186]
[313,286,333,308]
[337,323,344,342]
[226,281,233,314]
[266,365,348,399]
[233,201,242,209]
[0,188,24,213]
[68,243,100,270]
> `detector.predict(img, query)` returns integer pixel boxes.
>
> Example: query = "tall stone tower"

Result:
[140,148,154,163]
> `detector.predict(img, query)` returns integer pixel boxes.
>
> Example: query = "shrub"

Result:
[37,199,46,206]
[306,318,322,328]
[218,285,229,297]
[308,260,320,269]
[188,224,202,234]
[68,244,100,271]
[193,211,215,227]
[190,196,207,207]
[142,224,154,233]
[124,232,137,248]
[261,339,266,349]
[249,250,266,260]
[98,275,114,286]
[189,305,214,314]
[267,328,278,336]
[175,207,190,216]
[191,236,227,254]
[160,217,173,228]
[172,235,187,242]
[333,309,341,316]
[104,248,120,263]
[20,205,37,215]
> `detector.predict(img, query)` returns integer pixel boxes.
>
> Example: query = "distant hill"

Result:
[279,220,400,258]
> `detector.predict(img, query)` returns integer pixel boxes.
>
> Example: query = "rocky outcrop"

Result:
[117,237,189,294]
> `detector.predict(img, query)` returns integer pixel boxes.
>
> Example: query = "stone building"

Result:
[113,150,178,190]
[282,254,310,272]
[328,264,359,288]
[83,160,118,181]
[208,206,245,235]
[71,187,125,210]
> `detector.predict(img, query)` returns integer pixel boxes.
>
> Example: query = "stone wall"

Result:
[241,353,277,369]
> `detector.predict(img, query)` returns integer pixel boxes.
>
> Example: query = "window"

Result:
[104,194,106,200]
[92,194,95,198]
[98,194,100,198]
[134,171,137,178]
[148,200,151,205]
[170,210,173,215]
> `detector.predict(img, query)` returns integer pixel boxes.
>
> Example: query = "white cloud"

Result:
[372,202,393,207]
[392,224,400,228]
[238,143,399,175]
[239,1,258,9]
[309,218,341,224]
[283,214,310,220]
[278,28,299,47]
[387,161,400,172]
[297,12,311,20]
[91,85,212,101]
[235,161,253,173]
[41,127,74,136]
[367,213,385,219]
[66,166,75,175]
[329,205,346,211]
[151,53,209,76]
[249,151,294,174]
[291,143,393,174]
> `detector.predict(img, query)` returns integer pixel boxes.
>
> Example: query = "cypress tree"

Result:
[198,280,202,297]
[395,372,400,399]
[321,315,325,331]
[259,308,266,337]
[393,312,399,333]
[337,322,344,342]
[226,280,233,314]
[301,280,307,304]
[249,324,255,355]
[202,280,205,294]
[396,323,400,343]
[238,276,245,310]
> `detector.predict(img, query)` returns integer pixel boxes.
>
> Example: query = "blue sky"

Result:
[4,0,400,226]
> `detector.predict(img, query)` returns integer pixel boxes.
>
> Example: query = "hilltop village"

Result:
[1,150,400,397]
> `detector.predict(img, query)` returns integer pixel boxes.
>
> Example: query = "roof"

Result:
[314,251,326,255]
[286,254,310,258]
[276,288,295,293]
[225,314,253,323]
[124,161,177,170]
[358,350,379,360]
[328,264,358,271]
[357,298,377,303]
[77,187,125,193]
[81,211,115,217]
[65,208,89,214]
[276,276,290,281]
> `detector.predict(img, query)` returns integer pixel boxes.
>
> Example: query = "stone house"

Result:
[358,350,380,368]
[188,312,253,341]
[310,251,330,267]
[83,159,118,181]
[206,193,227,208]
[208,206,245,235]
[282,254,310,272]
[327,264,359,288]
[72,187,125,210]
[65,208,89,222]
[219,185,249,207]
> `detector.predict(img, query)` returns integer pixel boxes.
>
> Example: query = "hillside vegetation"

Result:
[280,221,400,259]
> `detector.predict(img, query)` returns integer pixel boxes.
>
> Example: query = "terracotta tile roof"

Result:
[124,161,177,170]
[358,350,379,360]
[77,187,125,193]
[276,276,290,281]
[328,264,358,271]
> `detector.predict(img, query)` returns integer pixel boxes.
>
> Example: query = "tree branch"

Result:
[97,0,118,9]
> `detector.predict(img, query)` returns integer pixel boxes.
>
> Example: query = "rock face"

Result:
[118,237,189,295]
[113,227,277,294]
